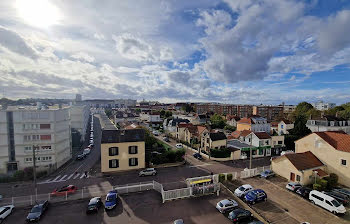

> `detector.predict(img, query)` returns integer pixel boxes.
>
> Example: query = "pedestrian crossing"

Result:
[38,172,89,184]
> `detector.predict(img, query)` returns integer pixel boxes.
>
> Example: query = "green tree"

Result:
[224,125,236,132]
[160,110,166,118]
[295,102,313,115]
[165,111,172,118]
[105,108,112,118]
[181,104,194,113]
[210,114,226,129]
[288,115,311,137]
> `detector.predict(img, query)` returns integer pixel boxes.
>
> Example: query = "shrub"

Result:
[151,148,185,165]
[201,150,208,155]
[37,170,48,179]
[13,170,25,181]
[219,174,225,183]
[210,148,231,158]
[227,173,233,181]
[328,173,338,188]
[318,179,328,190]
[313,183,323,191]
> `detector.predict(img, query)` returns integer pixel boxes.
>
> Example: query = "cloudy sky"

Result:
[0,0,350,104]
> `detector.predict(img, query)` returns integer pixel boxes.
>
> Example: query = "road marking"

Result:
[57,174,67,181]
[52,175,61,182]
[65,173,74,181]
[80,173,86,179]
[188,163,211,168]
[73,173,80,179]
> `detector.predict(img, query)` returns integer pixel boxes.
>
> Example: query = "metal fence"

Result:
[240,165,271,179]
[162,187,192,202]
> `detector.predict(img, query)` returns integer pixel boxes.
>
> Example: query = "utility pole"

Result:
[32,145,38,198]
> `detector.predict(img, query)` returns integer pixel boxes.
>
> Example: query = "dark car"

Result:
[228,208,253,223]
[332,188,350,198]
[76,153,86,160]
[247,221,264,224]
[86,197,103,214]
[296,187,312,198]
[324,191,349,205]
[244,189,267,205]
[26,201,49,222]
[163,137,170,142]
[193,153,203,160]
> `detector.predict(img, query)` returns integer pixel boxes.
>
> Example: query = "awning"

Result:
[190,178,212,185]
[313,168,329,177]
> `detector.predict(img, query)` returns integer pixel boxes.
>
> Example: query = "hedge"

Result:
[313,183,323,191]
[151,148,185,165]
[219,174,225,183]
[227,173,233,181]
[210,148,231,158]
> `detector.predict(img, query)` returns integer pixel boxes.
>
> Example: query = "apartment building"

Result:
[283,105,296,114]
[195,104,253,117]
[69,104,90,142]
[236,116,271,133]
[101,129,145,173]
[0,105,71,174]
[306,115,350,134]
[252,105,283,121]
[312,101,336,111]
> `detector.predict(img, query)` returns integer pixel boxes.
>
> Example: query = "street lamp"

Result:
[32,145,39,198]
[313,170,318,184]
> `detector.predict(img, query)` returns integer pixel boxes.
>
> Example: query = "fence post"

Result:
[190,187,193,196]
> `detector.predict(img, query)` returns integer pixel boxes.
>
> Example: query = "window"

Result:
[278,141,283,145]
[341,159,347,166]
[109,159,119,168]
[40,135,51,140]
[296,175,301,182]
[129,146,138,154]
[24,135,31,141]
[41,146,51,150]
[129,158,138,166]
[24,146,32,151]
[40,124,50,129]
[32,135,39,140]
[25,158,32,162]
[109,147,118,156]
[326,200,332,207]
[281,124,284,129]
[311,194,324,202]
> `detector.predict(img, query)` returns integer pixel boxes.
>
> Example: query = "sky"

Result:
[0,0,350,105]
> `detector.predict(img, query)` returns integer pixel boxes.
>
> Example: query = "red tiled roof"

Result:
[270,122,278,127]
[313,168,329,177]
[237,117,254,124]
[231,130,242,139]
[197,126,207,135]
[284,151,324,171]
[280,119,293,124]
[254,132,271,139]
[178,123,193,128]
[314,131,350,153]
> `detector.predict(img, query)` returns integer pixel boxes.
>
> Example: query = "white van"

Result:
[309,190,347,215]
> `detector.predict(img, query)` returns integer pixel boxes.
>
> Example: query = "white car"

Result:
[216,199,238,213]
[139,168,157,177]
[83,148,91,155]
[175,143,183,149]
[0,205,14,222]
[286,182,302,191]
[234,184,254,198]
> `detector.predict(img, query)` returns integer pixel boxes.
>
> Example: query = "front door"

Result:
[290,172,295,181]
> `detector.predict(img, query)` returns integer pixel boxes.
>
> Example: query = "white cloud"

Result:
[70,52,95,63]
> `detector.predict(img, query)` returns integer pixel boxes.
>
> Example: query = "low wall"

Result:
[151,161,185,168]
[184,145,232,161]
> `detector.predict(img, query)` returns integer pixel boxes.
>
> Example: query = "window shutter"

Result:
[109,160,112,168]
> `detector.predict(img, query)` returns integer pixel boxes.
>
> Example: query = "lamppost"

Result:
[32,145,39,198]
[313,170,318,184]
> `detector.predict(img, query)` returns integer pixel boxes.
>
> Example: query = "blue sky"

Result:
[0,0,349,105]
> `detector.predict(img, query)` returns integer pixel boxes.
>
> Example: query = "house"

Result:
[306,115,350,134]
[271,135,285,156]
[184,125,208,145]
[270,122,278,135]
[139,112,162,128]
[271,151,326,185]
[163,118,190,137]
[226,115,241,127]
[243,132,272,157]
[176,123,193,141]
[236,116,271,133]
[193,114,210,125]
[278,119,294,135]
[295,131,350,187]
[201,132,227,153]
[230,130,252,142]
[101,129,145,173]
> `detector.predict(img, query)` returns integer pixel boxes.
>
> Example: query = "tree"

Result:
[105,108,112,118]
[165,111,172,118]
[295,102,313,115]
[160,110,166,118]
[224,125,236,132]
[288,115,311,137]
[210,114,226,129]
[181,104,194,113]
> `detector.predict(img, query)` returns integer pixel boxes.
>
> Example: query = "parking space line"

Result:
[58,174,67,181]
[52,175,61,182]
[73,173,80,179]
[79,173,85,179]
[65,173,74,181]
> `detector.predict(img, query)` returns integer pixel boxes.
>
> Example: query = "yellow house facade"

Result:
[101,129,145,173]
[295,132,350,187]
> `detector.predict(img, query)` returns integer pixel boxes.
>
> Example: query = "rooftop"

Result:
[253,132,271,139]
[101,129,145,143]
[209,132,227,141]
[227,139,254,149]
[275,151,324,171]
[314,131,350,153]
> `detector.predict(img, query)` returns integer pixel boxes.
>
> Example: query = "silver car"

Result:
[139,168,157,177]
[216,199,238,213]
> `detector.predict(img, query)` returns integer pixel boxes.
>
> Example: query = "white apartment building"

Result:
[0,106,72,174]
[69,104,90,142]
[312,101,336,111]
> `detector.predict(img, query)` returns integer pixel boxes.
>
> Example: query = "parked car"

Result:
[175,143,183,149]
[26,201,49,222]
[244,189,267,204]
[152,131,159,136]
[139,168,157,176]
[50,185,77,196]
[260,170,274,178]
[323,191,349,205]
[84,148,91,155]
[332,188,350,198]
[247,221,264,224]
[0,205,14,222]
[89,139,94,144]
[88,144,94,148]
[76,153,86,160]
[309,190,346,215]
[228,208,253,223]
[296,187,312,198]
[86,197,103,214]
[105,190,118,210]
[173,219,184,224]
[193,153,203,160]
[163,137,170,142]
[286,182,302,192]
[234,184,254,198]
[216,199,238,213]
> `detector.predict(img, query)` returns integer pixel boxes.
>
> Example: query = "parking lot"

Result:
[3,189,262,224]
[227,176,350,224]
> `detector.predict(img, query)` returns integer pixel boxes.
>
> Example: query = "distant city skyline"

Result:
[0,0,350,105]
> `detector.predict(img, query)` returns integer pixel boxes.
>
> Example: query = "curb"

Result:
[151,161,186,168]
[220,183,269,224]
